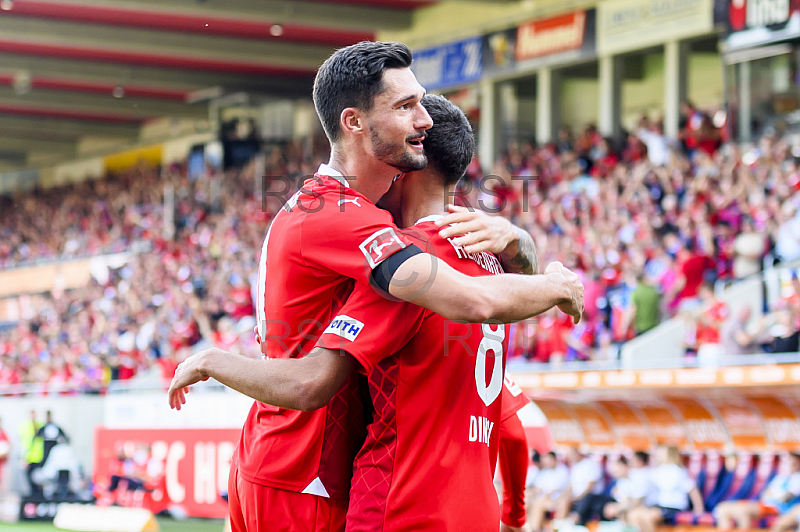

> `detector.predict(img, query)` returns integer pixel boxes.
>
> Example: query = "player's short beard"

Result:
[371,128,427,173]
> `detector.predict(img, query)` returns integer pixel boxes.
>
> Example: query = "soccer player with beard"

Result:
[310,94,572,531]
[169,43,583,532]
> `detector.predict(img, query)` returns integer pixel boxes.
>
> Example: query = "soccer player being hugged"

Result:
[170,41,583,532]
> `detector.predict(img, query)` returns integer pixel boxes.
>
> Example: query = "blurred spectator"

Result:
[601,456,648,522]
[776,202,800,263]
[629,451,658,507]
[559,447,605,524]
[679,101,702,155]
[716,453,800,531]
[765,308,799,354]
[669,243,716,313]
[561,449,606,525]
[627,446,704,532]
[622,271,661,336]
[733,218,767,278]
[721,306,759,356]
[35,410,69,466]
[19,410,43,496]
[636,117,671,167]
[528,451,570,532]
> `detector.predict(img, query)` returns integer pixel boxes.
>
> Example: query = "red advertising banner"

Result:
[94,428,240,519]
[515,11,587,61]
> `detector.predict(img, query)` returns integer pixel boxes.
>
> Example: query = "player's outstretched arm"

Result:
[168,347,354,412]
[436,205,538,275]
[386,257,583,324]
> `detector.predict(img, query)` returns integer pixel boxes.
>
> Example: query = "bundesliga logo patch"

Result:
[324,315,365,342]
[359,227,405,269]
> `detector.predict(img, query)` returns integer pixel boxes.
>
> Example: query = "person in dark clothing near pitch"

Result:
[34,411,69,465]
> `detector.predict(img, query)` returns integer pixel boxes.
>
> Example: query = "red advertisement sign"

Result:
[516,11,586,61]
[93,428,240,519]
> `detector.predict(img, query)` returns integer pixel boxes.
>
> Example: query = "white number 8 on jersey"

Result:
[475,323,504,407]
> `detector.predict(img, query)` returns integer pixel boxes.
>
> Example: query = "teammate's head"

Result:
[313,41,431,172]
[419,94,475,186]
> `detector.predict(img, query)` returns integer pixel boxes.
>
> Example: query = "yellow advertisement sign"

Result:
[104,145,163,173]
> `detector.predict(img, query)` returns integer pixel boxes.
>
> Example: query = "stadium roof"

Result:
[0,0,448,171]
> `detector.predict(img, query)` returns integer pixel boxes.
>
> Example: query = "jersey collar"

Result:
[317,163,349,188]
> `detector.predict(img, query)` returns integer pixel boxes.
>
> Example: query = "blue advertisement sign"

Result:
[412,37,483,91]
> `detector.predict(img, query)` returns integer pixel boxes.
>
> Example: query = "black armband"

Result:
[370,244,424,295]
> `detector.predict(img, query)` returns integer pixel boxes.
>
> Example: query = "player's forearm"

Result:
[499,415,529,527]
[199,349,310,410]
[480,272,571,322]
[389,254,569,323]
[200,348,351,412]
[500,226,538,275]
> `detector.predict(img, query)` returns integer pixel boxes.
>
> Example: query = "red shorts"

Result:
[228,454,347,532]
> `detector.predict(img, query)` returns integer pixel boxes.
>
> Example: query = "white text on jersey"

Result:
[447,238,503,275]
[468,415,494,447]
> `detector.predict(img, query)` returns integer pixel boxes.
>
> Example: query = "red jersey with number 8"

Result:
[317,217,509,532]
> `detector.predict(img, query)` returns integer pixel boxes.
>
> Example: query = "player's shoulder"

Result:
[405,219,450,253]
[292,177,391,227]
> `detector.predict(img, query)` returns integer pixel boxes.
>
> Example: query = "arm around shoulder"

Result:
[387,254,580,323]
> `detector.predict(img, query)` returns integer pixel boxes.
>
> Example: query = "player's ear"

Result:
[340,108,365,137]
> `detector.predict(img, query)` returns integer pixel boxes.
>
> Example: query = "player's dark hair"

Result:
[634,451,649,465]
[420,94,475,186]
[313,41,413,144]
[546,451,557,460]
[618,456,628,466]
[531,449,541,465]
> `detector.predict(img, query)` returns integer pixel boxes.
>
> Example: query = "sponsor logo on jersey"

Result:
[359,228,406,269]
[324,315,365,342]
[337,197,361,208]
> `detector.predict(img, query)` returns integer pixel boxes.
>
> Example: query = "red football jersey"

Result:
[501,375,531,422]
[317,217,509,532]
[239,170,413,499]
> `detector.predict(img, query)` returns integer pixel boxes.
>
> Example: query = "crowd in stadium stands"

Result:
[2,101,800,388]
[523,447,800,532]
